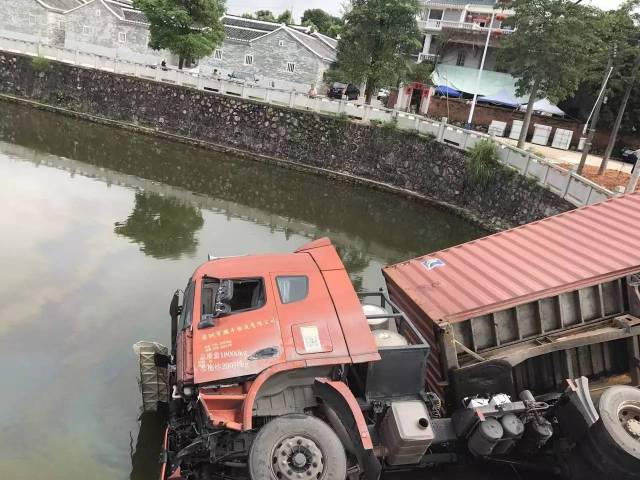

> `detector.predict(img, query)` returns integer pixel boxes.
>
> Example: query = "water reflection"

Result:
[115,193,204,260]
[0,102,488,480]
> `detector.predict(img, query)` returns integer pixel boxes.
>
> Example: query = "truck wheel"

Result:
[248,414,347,480]
[596,385,640,466]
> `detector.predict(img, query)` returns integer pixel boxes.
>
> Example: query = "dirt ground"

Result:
[560,163,638,192]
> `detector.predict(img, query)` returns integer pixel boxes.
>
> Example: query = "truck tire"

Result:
[593,386,640,470]
[248,414,347,480]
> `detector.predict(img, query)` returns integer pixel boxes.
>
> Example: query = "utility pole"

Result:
[466,11,497,129]
[599,52,640,175]
[577,53,614,175]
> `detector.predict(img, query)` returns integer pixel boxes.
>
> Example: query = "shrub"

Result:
[31,56,50,73]
[466,138,501,187]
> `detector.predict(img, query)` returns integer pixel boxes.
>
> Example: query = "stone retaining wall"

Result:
[0,51,574,229]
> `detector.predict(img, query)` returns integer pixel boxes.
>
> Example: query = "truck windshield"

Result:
[179,281,195,330]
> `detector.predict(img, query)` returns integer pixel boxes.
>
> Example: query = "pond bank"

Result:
[0,51,574,230]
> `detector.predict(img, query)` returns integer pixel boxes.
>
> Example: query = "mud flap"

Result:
[313,379,382,480]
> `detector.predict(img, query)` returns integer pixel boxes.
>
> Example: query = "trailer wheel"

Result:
[596,385,640,465]
[248,414,347,480]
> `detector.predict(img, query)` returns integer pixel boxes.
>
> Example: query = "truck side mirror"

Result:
[169,290,183,319]
[214,280,234,317]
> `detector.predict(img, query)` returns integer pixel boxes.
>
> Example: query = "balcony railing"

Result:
[418,19,514,34]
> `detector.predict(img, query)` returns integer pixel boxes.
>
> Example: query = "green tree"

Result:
[254,10,276,22]
[327,0,421,104]
[301,8,343,36]
[595,2,640,170]
[133,0,226,69]
[241,12,254,19]
[114,192,205,260]
[499,0,601,148]
[276,10,294,25]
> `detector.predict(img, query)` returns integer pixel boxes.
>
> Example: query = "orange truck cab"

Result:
[147,239,640,480]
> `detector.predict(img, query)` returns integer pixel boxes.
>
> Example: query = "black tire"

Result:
[248,414,347,480]
[596,385,640,464]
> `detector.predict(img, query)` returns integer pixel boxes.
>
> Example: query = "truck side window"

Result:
[276,276,309,304]
[201,278,265,315]
[179,281,195,330]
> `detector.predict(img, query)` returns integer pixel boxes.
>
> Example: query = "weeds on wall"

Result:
[466,139,502,188]
[31,56,50,73]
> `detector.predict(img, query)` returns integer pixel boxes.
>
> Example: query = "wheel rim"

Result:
[271,435,324,479]
[618,400,640,442]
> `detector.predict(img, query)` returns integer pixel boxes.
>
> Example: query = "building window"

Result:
[118,32,127,43]
[82,25,91,35]
[214,49,223,60]
[428,9,444,20]
[286,62,295,73]
[456,51,466,66]
[28,14,37,26]
[96,9,101,17]
[278,40,284,46]
[244,54,253,65]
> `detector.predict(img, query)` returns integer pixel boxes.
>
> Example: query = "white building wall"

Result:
[65,1,162,64]
[0,0,57,44]
[200,29,331,90]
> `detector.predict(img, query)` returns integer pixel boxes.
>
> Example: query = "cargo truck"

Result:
[135,194,640,480]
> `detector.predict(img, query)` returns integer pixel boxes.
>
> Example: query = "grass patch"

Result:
[466,139,501,187]
[31,56,50,73]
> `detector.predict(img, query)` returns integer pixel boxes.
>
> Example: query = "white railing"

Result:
[0,35,613,208]
[418,19,514,35]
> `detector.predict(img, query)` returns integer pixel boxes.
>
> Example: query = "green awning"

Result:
[432,65,528,101]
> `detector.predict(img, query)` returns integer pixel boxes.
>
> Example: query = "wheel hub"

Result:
[272,435,324,479]
[618,402,640,441]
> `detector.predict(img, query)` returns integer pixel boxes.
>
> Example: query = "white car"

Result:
[377,88,390,100]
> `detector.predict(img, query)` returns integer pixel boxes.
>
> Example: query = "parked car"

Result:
[377,88,390,101]
[345,83,360,101]
[228,71,259,84]
[621,148,639,165]
[327,82,347,99]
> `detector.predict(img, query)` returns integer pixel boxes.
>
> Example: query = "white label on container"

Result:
[300,325,322,353]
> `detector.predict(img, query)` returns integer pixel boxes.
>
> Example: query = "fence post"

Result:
[37,40,41,56]
[562,172,574,199]
[338,100,345,114]
[265,88,272,104]
[437,117,447,142]
[74,49,79,65]
[413,115,420,131]
[626,162,640,193]
[289,91,296,108]
[220,81,226,95]
[364,104,372,122]
[241,84,247,99]
[314,96,321,113]
[523,152,532,177]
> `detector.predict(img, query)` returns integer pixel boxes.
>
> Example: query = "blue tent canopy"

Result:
[477,88,520,108]
[434,85,462,98]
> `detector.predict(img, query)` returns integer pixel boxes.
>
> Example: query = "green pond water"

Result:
[0,101,503,480]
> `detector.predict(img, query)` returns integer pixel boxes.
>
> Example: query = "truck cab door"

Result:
[270,271,349,362]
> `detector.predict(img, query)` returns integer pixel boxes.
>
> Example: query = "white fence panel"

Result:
[396,114,416,131]
[545,167,570,194]
[565,176,593,204]
[442,127,464,146]
[526,159,548,181]
[418,119,439,136]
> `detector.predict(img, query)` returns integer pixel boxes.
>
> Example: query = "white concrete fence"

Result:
[0,35,615,208]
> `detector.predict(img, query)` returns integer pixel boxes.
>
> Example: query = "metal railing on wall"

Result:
[0,35,614,208]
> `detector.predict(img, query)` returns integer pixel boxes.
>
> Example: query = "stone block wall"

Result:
[0,52,574,229]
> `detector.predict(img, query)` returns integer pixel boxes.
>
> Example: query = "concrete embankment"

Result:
[0,51,573,229]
